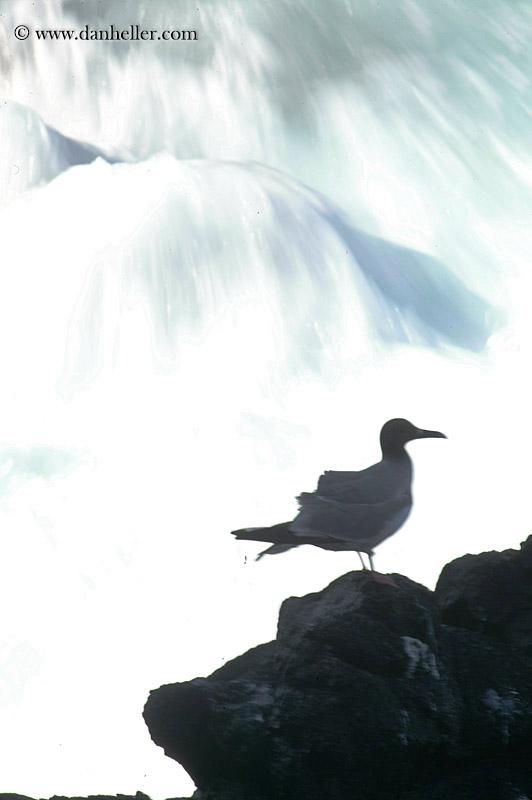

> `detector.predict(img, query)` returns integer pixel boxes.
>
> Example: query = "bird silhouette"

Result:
[232,418,446,572]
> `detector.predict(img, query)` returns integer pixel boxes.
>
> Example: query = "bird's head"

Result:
[380,418,447,457]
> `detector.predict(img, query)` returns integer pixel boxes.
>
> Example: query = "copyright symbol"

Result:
[14,25,30,40]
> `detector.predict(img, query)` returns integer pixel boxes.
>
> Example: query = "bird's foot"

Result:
[366,571,398,588]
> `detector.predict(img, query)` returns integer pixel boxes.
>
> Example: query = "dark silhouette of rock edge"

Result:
[144,537,532,800]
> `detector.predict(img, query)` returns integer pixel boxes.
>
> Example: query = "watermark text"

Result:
[14,24,197,42]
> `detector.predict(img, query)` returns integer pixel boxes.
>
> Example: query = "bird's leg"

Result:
[357,551,367,570]
[366,550,398,587]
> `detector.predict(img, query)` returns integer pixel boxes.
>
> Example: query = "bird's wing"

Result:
[291,490,411,545]
[313,459,408,504]
[316,470,365,501]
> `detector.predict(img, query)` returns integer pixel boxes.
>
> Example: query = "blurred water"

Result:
[0,1,531,798]
[3,0,531,280]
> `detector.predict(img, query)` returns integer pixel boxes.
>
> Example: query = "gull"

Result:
[232,418,446,572]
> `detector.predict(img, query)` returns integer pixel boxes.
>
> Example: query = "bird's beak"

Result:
[415,428,447,439]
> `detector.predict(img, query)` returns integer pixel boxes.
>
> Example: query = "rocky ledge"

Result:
[143,537,532,800]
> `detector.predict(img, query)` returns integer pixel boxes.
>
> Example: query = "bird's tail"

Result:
[232,522,299,560]
[256,543,296,561]
[232,521,294,544]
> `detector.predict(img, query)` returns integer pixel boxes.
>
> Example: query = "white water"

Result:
[1,1,531,797]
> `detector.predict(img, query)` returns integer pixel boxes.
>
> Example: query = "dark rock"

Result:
[0,796,158,800]
[143,536,532,800]
[436,537,532,654]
